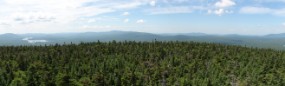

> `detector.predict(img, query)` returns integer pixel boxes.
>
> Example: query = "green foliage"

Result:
[9,78,26,86]
[0,41,285,85]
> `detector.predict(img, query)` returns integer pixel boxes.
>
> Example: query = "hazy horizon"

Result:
[0,0,285,35]
[0,30,282,36]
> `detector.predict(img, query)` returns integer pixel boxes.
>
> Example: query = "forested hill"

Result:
[1,31,285,50]
[1,41,285,85]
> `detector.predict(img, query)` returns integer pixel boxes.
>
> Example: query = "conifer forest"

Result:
[1,41,285,86]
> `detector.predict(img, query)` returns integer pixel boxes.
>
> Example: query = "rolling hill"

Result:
[0,31,285,50]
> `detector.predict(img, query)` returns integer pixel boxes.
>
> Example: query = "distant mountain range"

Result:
[265,33,285,38]
[1,31,285,50]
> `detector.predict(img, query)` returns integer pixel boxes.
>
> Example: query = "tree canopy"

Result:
[0,41,285,85]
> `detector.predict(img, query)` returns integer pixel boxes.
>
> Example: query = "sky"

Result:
[0,0,285,35]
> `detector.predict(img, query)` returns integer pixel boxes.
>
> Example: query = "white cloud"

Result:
[0,0,93,23]
[274,9,285,16]
[225,10,233,14]
[207,10,212,14]
[160,0,193,3]
[0,0,149,34]
[122,12,130,16]
[136,19,144,24]
[210,0,236,16]
[215,0,236,8]
[252,0,285,3]
[147,6,206,15]
[240,6,272,14]
[9,12,57,24]
[113,1,143,9]
[0,20,11,26]
[208,9,233,16]
[148,6,192,14]
[124,19,129,23]
[214,9,225,16]
[150,1,156,6]
[87,19,96,23]
[239,6,285,16]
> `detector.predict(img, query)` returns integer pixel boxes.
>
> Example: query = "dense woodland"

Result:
[1,41,285,86]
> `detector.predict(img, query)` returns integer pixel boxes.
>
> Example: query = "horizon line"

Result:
[0,30,282,36]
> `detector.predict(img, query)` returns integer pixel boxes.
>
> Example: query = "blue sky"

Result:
[0,0,285,35]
